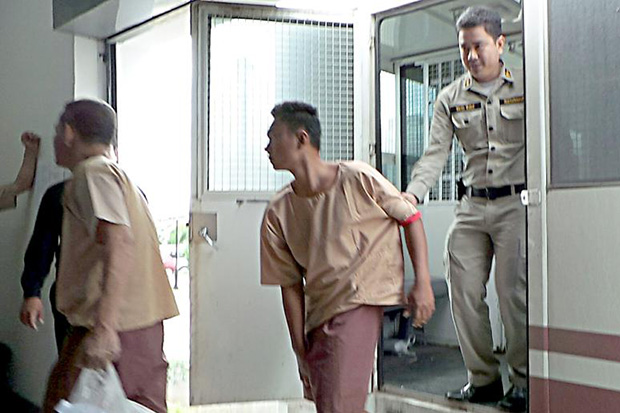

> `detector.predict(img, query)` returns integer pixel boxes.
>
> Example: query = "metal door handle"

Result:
[520,189,541,206]
[199,227,217,250]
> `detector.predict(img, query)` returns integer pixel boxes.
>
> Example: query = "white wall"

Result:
[0,0,74,405]
[74,36,106,100]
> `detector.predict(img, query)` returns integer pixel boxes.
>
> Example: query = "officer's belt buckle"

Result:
[472,187,498,200]
[469,185,520,200]
[485,188,497,200]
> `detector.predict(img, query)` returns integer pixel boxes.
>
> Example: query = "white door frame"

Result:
[522,0,550,403]
[188,1,359,405]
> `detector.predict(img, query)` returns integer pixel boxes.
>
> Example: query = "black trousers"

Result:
[50,282,72,354]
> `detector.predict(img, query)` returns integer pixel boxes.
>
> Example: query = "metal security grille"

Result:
[401,65,425,189]
[401,57,464,202]
[207,15,354,192]
[427,58,464,202]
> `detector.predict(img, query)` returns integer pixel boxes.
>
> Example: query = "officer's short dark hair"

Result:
[271,101,321,150]
[456,6,503,39]
[60,99,117,146]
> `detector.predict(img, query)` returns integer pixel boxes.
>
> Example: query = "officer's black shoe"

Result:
[497,386,527,412]
[445,379,504,403]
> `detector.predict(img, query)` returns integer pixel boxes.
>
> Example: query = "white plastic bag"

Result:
[55,400,153,413]
[55,364,154,413]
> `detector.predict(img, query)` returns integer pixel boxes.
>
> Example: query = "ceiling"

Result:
[379,0,522,72]
[54,0,522,71]
[53,0,435,39]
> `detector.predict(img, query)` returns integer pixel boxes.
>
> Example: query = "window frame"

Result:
[193,2,356,197]
[384,51,465,204]
[547,0,620,189]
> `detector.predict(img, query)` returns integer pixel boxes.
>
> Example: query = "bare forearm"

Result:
[403,218,435,326]
[281,283,306,357]
[13,152,37,193]
[404,219,431,284]
[13,132,40,194]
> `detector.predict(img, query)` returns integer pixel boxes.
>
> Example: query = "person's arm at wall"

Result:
[281,282,312,400]
[0,133,40,210]
[403,218,435,327]
[12,132,40,194]
[19,183,64,330]
[81,220,133,369]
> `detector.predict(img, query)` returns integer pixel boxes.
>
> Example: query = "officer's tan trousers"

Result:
[446,193,527,388]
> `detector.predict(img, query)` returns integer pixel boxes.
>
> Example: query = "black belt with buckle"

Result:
[468,183,526,200]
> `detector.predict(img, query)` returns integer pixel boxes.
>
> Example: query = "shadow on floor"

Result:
[382,344,469,396]
[1,342,40,412]
[382,342,510,398]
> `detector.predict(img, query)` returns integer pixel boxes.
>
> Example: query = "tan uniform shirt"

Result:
[57,155,179,331]
[406,66,525,200]
[0,185,16,210]
[261,161,420,332]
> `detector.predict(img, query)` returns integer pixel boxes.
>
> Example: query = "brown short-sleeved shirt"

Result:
[57,155,178,331]
[260,161,421,333]
[0,185,16,210]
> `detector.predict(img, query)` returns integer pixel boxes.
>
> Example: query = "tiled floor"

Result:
[164,268,191,410]
[163,270,510,412]
[381,343,510,412]
[175,393,505,413]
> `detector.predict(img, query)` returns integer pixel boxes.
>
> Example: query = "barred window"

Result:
[402,57,465,202]
[207,16,354,192]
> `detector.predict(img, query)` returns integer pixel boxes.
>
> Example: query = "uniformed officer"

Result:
[404,6,526,412]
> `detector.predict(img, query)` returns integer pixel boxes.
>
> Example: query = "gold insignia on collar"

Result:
[464,77,472,88]
[504,68,512,79]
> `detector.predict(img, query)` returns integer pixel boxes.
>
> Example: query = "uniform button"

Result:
[487,99,492,104]
[489,126,494,131]
[490,146,496,151]
[488,169,494,174]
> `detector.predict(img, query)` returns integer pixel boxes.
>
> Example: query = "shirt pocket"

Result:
[499,101,525,143]
[451,109,486,151]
